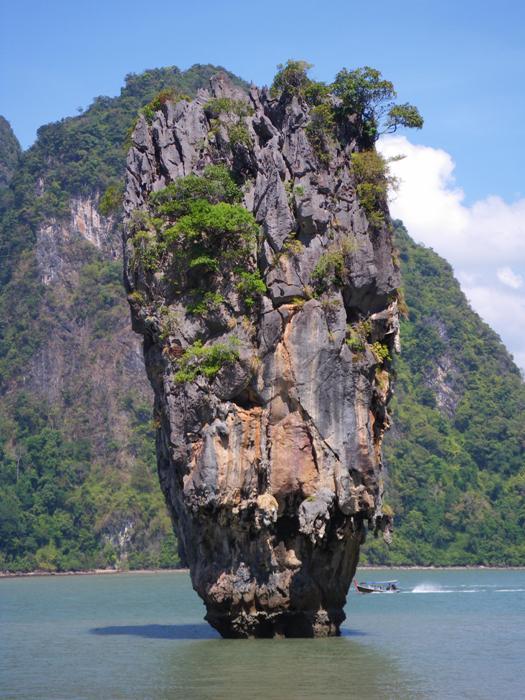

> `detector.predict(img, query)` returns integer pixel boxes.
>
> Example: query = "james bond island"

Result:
[123,63,422,638]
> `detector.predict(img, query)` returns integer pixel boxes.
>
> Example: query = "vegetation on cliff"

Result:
[130,165,259,282]
[271,60,423,159]
[363,222,525,566]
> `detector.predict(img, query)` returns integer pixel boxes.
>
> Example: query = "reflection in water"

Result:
[91,623,219,640]
[89,621,424,699]
[155,635,426,700]
[90,623,367,641]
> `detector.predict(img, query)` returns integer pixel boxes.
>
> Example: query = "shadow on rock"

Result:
[90,623,220,640]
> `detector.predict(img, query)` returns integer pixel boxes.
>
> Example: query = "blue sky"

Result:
[1,0,524,368]
[1,0,523,203]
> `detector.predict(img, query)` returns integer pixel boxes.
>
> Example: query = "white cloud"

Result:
[456,270,479,287]
[461,285,525,356]
[378,135,525,372]
[378,135,525,266]
[497,266,523,289]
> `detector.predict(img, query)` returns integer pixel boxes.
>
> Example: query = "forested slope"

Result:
[0,65,247,572]
[363,223,525,565]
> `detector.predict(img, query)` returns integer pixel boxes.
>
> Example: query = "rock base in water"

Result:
[208,610,344,639]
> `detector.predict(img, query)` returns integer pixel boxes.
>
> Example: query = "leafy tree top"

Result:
[270,60,314,98]
[270,61,423,146]
[332,66,423,142]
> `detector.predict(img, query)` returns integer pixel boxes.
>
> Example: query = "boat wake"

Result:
[411,583,477,593]
[412,583,446,593]
[410,583,525,594]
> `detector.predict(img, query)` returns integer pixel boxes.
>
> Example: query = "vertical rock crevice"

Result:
[123,73,399,637]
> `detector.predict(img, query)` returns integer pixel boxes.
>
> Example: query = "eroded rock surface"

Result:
[123,73,400,637]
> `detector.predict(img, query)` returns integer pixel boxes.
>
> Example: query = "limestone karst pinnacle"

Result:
[123,72,399,637]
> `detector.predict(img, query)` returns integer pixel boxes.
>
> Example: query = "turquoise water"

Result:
[1,569,524,699]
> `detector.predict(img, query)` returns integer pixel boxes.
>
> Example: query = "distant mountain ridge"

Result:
[0,116,21,189]
[0,65,523,572]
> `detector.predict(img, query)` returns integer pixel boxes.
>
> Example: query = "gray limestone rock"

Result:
[123,73,399,638]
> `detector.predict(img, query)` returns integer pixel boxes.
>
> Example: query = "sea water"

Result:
[1,569,524,699]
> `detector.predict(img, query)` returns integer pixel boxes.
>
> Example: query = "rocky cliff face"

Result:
[36,196,121,286]
[124,73,400,637]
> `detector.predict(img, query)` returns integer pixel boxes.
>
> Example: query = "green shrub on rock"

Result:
[188,254,219,272]
[204,97,254,118]
[130,229,166,271]
[371,341,391,363]
[141,88,191,123]
[346,319,372,354]
[150,165,242,216]
[203,98,254,149]
[188,292,225,316]
[130,165,259,282]
[159,307,181,340]
[174,339,240,383]
[227,122,252,147]
[305,103,335,164]
[270,60,314,98]
[312,249,345,289]
[311,237,357,291]
[235,270,266,308]
[166,200,257,248]
[351,150,397,228]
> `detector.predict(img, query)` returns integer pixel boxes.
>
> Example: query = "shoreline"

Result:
[0,567,190,579]
[2,564,525,579]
